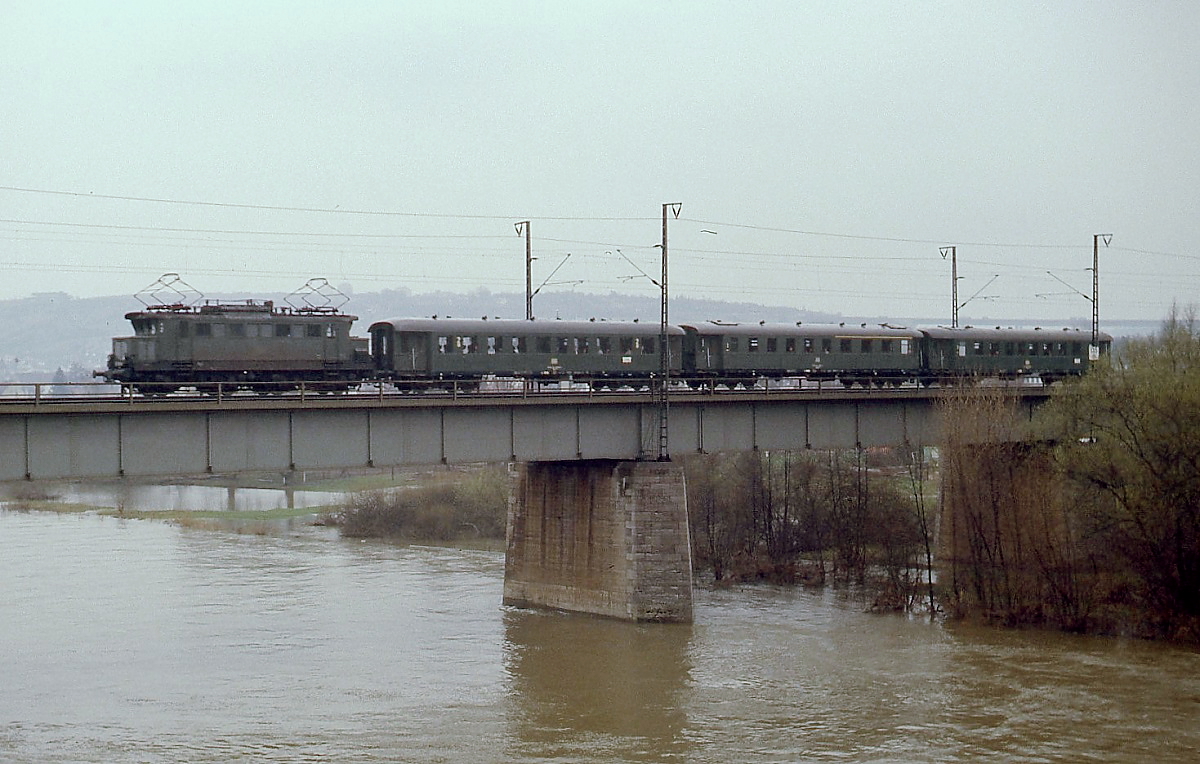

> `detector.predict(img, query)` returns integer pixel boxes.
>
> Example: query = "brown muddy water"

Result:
[1,508,1197,763]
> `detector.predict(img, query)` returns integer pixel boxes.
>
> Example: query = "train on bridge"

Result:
[95,280,1112,395]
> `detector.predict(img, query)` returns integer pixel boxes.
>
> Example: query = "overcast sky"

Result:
[2,1,1197,324]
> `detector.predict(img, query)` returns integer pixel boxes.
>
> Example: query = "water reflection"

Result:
[57,483,345,512]
[503,609,694,762]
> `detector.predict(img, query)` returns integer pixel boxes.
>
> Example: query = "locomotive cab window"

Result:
[131,318,165,335]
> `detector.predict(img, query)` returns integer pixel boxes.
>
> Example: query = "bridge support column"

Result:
[504,460,693,623]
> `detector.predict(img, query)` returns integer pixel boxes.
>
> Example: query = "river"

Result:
[2,509,1197,763]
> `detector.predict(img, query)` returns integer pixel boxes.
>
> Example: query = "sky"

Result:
[1,1,1197,325]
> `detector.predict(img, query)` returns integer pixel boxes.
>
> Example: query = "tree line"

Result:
[685,309,1200,642]
[940,310,1200,641]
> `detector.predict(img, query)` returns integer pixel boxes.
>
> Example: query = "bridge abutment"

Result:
[503,460,693,623]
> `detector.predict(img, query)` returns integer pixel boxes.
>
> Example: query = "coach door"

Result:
[370,325,394,370]
[394,331,429,373]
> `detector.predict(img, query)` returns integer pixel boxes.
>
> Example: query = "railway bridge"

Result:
[0,384,1050,623]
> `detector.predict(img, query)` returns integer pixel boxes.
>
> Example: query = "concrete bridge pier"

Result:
[503,460,693,623]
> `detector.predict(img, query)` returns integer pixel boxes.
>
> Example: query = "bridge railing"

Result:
[0,375,1053,406]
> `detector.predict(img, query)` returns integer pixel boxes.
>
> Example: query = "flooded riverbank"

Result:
[2,508,1197,763]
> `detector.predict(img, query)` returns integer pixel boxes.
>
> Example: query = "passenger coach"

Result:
[920,326,1112,383]
[680,321,925,386]
[369,318,685,388]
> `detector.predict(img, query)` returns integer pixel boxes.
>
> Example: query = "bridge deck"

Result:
[0,386,1049,482]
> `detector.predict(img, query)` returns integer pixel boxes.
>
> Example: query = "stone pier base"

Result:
[503,460,693,623]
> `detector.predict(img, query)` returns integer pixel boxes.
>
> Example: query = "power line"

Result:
[0,218,516,239]
[0,185,650,222]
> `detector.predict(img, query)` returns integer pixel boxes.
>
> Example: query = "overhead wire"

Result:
[0,184,1194,318]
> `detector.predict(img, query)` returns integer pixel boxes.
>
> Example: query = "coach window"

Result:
[643,337,656,354]
[437,336,448,353]
[196,322,212,337]
[245,324,261,338]
[276,324,291,338]
[900,339,910,355]
[822,338,832,353]
[990,343,1001,356]
[861,339,872,354]
[1005,342,1015,356]
[881,339,892,353]
[598,336,612,354]
[958,342,967,357]
[577,337,590,354]
[748,337,759,353]
[228,324,245,338]
[840,338,852,353]
[803,338,813,353]
[306,324,321,338]
[535,336,551,354]
[725,337,739,352]
[1071,341,1082,356]
[179,322,189,338]
[766,337,777,352]
[785,337,796,353]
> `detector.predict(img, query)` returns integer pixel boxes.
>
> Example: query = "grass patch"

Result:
[335,466,509,541]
